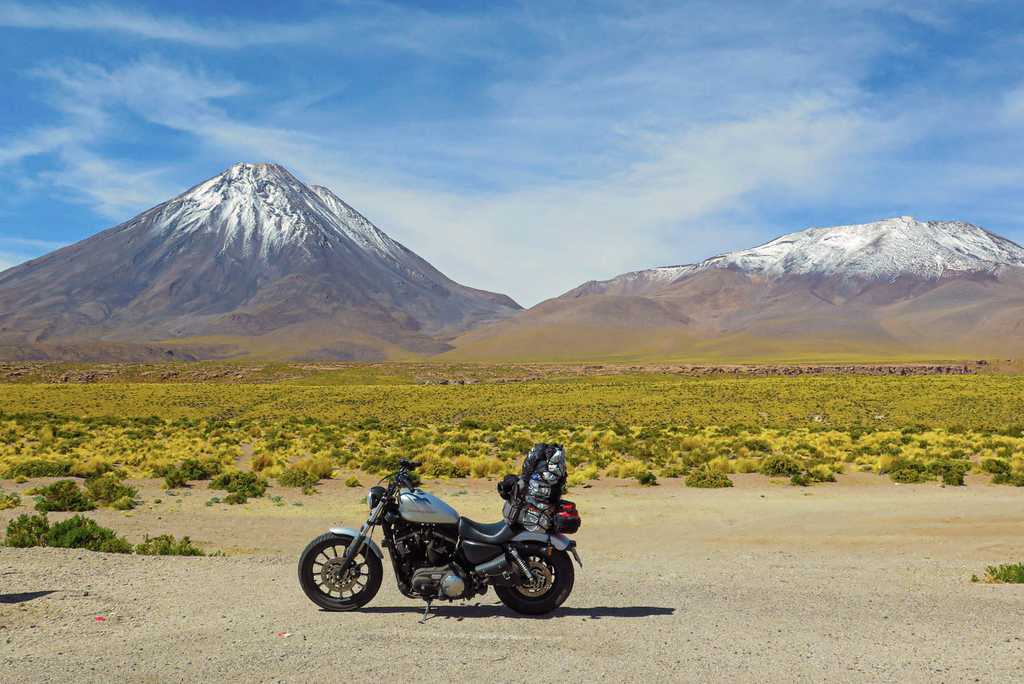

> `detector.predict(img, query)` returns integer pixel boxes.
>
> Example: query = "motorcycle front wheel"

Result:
[495,544,574,616]
[298,533,383,611]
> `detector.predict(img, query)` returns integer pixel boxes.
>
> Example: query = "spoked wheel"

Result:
[298,533,383,611]
[495,543,575,616]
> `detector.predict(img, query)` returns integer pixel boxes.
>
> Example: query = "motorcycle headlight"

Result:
[367,486,386,510]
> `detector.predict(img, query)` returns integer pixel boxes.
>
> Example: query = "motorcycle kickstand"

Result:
[419,599,434,624]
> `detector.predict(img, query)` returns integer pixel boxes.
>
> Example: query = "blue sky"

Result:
[1,0,1024,305]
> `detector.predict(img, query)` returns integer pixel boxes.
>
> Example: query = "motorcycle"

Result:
[298,459,582,617]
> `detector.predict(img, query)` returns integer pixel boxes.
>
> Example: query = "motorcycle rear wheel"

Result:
[298,533,383,611]
[495,544,574,615]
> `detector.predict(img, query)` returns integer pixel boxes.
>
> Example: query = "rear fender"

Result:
[328,527,383,559]
[510,530,573,551]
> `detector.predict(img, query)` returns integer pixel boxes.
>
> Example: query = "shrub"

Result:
[278,467,320,488]
[44,515,132,554]
[163,469,188,490]
[296,455,334,480]
[134,534,204,556]
[568,464,600,486]
[4,459,72,478]
[760,455,802,478]
[210,471,267,503]
[790,472,812,486]
[176,458,222,480]
[685,466,733,488]
[733,458,759,474]
[980,458,1011,476]
[345,475,362,488]
[636,471,658,486]
[992,471,1024,486]
[0,491,20,510]
[85,474,138,506]
[33,480,96,512]
[5,513,51,547]
[982,562,1024,584]
[928,459,970,486]
[112,496,136,510]
[809,464,837,483]
[888,459,929,483]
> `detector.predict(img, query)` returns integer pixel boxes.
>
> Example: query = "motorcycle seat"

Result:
[458,517,516,545]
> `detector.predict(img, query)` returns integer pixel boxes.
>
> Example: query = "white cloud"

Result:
[8,3,1024,305]
[0,126,77,165]
[0,1,325,47]
[0,237,67,250]
[0,251,27,272]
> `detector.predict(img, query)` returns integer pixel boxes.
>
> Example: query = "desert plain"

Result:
[2,474,1023,683]
[1,362,1023,682]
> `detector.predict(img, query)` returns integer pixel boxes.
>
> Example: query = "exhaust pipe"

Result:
[474,555,511,576]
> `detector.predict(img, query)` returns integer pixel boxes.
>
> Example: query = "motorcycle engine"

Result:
[392,524,466,598]
[410,564,466,599]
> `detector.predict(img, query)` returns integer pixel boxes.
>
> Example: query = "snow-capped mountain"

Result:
[451,216,1024,362]
[697,216,1024,281]
[0,163,520,360]
[571,217,1024,297]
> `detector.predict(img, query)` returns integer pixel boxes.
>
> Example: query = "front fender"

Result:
[328,527,383,559]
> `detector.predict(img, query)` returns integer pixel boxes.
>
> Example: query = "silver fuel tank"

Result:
[398,489,460,525]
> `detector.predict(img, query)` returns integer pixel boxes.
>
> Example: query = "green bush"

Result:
[980,458,1011,476]
[992,471,1024,486]
[790,472,812,486]
[636,471,658,486]
[44,515,132,554]
[111,496,136,510]
[4,459,72,478]
[176,458,222,480]
[163,468,188,490]
[134,534,204,556]
[983,562,1024,584]
[760,455,802,478]
[809,464,837,483]
[85,473,138,506]
[0,491,20,510]
[278,467,319,488]
[32,480,96,512]
[345,475,362,488]
[210,471,266,504]
[928,459,970,486]
[685,466,733,488]
[5,513,51,547]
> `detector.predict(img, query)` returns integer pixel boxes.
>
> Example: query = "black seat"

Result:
[458,517,516,544]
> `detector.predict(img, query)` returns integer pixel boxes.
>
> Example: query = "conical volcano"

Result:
[0,163,520,360]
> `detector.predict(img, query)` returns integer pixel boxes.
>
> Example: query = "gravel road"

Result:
[2,476,1023,682]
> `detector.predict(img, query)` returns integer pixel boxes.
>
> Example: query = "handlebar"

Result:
[398,459,422,470]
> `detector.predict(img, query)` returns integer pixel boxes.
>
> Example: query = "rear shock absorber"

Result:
[508,546,533,582]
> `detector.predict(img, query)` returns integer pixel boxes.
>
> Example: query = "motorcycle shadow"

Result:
[352,604,675,620]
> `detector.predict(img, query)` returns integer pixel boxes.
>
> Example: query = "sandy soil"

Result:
[2,474,1023,682]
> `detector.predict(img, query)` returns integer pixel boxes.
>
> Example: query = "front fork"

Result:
[340,500,385,569]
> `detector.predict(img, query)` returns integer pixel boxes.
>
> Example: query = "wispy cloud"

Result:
[0,237,67,250]
[0,1,324,47]
[3,1,1024,304]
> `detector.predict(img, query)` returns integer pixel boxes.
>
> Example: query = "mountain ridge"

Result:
[447,216,1024,362]
[0,162,520,360]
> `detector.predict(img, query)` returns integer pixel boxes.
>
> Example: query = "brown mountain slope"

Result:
[0,163,520,360]
[447,218,1024,362]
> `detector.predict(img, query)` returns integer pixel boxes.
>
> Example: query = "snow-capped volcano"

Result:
[451,216,1024,362]
[130,162,405,260]
[0,162,520,360]
[696,216,1024,281]
[573,217,1024,297]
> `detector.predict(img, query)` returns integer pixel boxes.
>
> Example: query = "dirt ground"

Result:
[2,474,1023,682]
